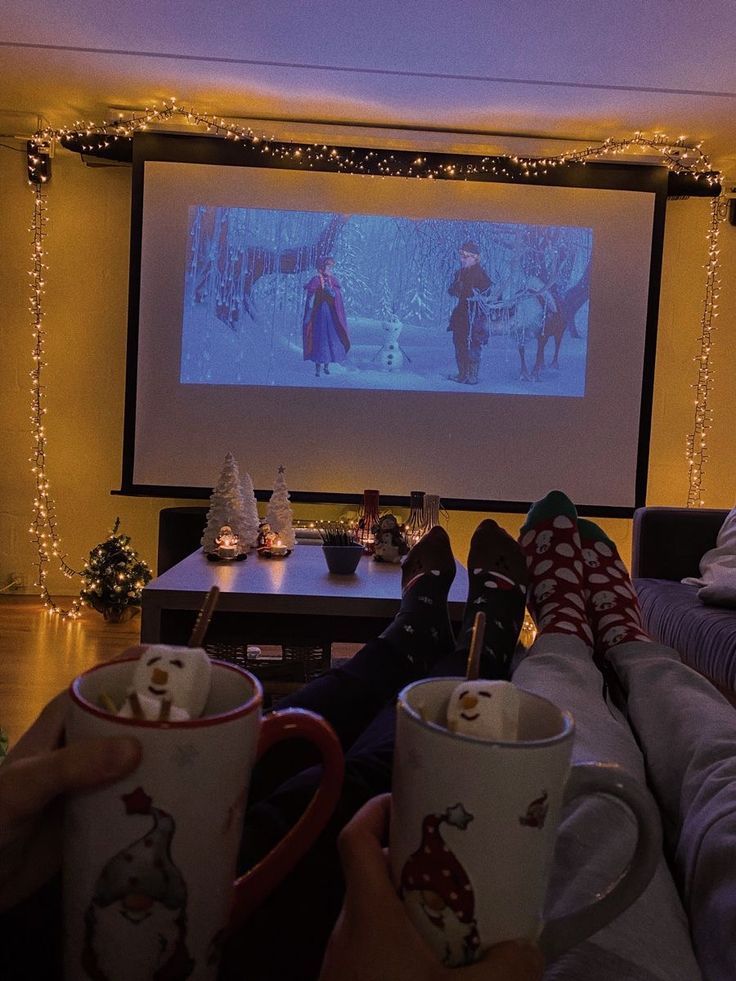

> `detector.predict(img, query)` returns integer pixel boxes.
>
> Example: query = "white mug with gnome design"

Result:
[63,650,344,981]
[390,677,661,967]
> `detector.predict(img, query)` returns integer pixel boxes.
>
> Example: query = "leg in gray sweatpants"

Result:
[513,634,702,981]
[609,640,736,981]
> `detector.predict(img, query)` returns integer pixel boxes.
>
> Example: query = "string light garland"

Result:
[26,101,726,615]
[28,185,81,618]
[685,195,728,507]
[34,101,721,187]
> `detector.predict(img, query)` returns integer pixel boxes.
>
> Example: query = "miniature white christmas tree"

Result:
[264,465,296,549]
[239,469,261,550]
[201,453,258,556]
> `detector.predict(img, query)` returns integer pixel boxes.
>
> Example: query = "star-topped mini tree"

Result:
[79,518,153,622]
[202,453,259,558]
[264,465,296,550]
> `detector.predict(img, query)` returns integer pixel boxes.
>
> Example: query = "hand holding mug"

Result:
[390,678,662,966]
[0,692,142,913]
[320,793,543,981]
[63,653,344,981]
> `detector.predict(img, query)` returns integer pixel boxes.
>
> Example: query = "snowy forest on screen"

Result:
[180,205,592,396]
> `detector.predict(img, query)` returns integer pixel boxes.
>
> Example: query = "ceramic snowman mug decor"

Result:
[390,678,661,967]
[63,654,344,981]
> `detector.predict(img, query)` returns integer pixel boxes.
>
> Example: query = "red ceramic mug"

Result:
[63,656,344,981]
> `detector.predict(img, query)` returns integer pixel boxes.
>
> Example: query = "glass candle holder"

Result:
[404,490,426,546]
[356,489,380,553]
[422,494,442,531]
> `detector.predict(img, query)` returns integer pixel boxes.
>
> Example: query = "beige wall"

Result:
[0,148,734,598]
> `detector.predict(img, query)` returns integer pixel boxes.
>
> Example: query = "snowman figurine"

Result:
[118,646,212,722]
[372,514,409,563]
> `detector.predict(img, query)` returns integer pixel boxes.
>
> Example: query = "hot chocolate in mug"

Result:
[390,677,661,966]
[63,655,344,981]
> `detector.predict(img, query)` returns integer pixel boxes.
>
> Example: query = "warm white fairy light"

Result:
[26,101,725,609]
[34,101,721,185]
[28,185,81,619]
[685,196,728,507]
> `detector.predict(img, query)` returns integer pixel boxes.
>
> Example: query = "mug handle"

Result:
[539,761,662,961]
[229,708,344,926]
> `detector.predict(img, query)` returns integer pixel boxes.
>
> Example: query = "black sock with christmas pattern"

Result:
[577,519,650,654]
[454,520,528,679]
[380,526,456,673]
[519,490,593,647]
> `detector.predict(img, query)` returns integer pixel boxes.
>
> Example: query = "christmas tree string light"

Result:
[79,518,152,621]
[685,195,728,508]
[28,184,82,619]
[27,102,727,616]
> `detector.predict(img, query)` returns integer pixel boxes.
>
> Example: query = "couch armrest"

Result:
[631,506,728,580]
[157,506,208,574]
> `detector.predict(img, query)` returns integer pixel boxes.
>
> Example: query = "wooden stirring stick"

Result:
[188,586,220,648]
[465,611,486,681]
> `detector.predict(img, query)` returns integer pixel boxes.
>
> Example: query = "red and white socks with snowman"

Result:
[520,491,649,655]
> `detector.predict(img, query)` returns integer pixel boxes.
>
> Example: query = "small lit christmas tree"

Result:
[202,453,259,557]
[264,465,296,549]
[80,519,152,622]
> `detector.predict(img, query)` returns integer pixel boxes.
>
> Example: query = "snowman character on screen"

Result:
[446,680,520,741]
[118,646,212,722]
[400,803,480,967]
[81,786,194,981]
[374,313,410,372]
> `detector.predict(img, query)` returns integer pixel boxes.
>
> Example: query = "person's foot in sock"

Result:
[380,526,456,673]
[455,520,528,679]
[519,490,593,647]
[577,519,650,654]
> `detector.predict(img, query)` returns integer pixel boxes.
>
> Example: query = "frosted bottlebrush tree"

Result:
[201,453,259,556]
[264,465,296,549]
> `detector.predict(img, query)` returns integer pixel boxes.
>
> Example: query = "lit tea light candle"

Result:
[270,539,288,557]
[215,525,240,560]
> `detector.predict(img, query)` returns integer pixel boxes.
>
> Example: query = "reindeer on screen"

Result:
[472,238,585,383]
[510,276,566,382]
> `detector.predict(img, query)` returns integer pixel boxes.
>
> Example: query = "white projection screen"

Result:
[122,134,668,514]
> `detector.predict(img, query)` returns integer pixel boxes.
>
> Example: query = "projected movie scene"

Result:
[181,206,592,395]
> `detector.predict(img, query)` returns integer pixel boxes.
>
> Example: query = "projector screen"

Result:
[123,135,665,513]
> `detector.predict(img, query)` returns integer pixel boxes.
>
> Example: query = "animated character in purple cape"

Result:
[303,257,351,377]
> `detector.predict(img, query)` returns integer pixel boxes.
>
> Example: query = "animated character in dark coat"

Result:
[447,242,492,385]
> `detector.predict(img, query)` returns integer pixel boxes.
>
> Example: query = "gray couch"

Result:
[632,506,736,701]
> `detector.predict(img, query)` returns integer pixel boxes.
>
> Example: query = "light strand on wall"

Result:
[26,101,726,615]
[35,100,721,185]
[28,185,81,619]
[685,196,727,508]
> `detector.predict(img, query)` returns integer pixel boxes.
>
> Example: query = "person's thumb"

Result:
[0,737,141,826]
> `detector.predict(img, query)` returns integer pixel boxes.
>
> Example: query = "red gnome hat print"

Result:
[400,803,480,967]
[81,787,195,981]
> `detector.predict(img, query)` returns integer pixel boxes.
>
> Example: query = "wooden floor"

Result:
[0,596,358,747]
[0,596,144,744]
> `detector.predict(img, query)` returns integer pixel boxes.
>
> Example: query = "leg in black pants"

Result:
[222,522,527,981]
